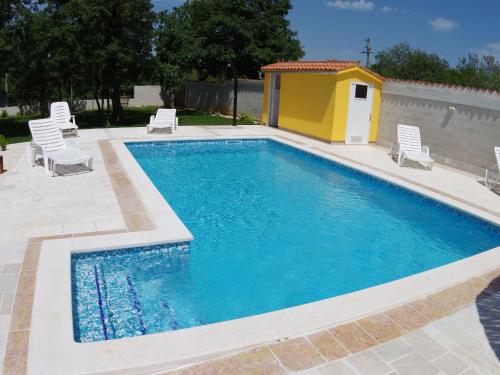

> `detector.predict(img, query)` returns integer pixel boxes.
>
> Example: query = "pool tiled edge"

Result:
[2,140,155,375]
[159,268,499,374]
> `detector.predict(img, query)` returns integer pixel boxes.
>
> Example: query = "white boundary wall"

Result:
[377,81,500,175]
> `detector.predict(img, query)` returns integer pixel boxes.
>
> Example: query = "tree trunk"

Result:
[110,82,123,124]
[170,91,175,109]
[93,84,102,112]
[39,84,49,116]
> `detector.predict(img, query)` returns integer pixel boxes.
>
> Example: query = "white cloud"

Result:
[381,6,394,12]
[326,0,375,11]
[472,42,500,60]
[429,17,458,32]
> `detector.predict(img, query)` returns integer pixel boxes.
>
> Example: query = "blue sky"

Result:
[153,0,500,66]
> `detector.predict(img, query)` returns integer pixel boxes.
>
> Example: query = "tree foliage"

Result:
[2,0,155,122]
[371,42,500,91]
[156,0,304,81]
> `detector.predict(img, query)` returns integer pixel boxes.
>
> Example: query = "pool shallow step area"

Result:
[0,126,499,375]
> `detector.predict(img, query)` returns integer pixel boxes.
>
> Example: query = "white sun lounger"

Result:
[147,108,178,134]
[391,124,434,170]
[485,147,500,190]
[50,101,79,136]
[28,118,92,176]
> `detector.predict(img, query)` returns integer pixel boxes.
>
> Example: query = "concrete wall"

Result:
[2,85,164,114]
[378,81,500,175]
[131,85,163,106]
[184,80,264,119]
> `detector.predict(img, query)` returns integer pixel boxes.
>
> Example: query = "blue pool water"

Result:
[72,139,499,342]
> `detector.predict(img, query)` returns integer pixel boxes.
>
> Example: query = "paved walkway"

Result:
[0,125,498,374]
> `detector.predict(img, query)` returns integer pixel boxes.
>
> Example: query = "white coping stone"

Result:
[28,134,500,375]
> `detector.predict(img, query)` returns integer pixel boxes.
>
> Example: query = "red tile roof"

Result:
[261,60,360,72]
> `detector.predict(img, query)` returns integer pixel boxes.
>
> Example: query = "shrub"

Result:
[0,135,7,151]
[239,112,253,121]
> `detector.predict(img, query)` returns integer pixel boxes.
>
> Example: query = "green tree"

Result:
[156,0,304,82]
[158,63,184,108]
[4,0,155,122]
[67,0,156,123]
[455,53,500,91]
[371,42,451,83]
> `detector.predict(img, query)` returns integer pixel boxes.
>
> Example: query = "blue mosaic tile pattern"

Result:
[71,242,191,343]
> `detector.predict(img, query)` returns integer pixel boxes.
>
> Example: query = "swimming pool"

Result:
[72,139,499,342]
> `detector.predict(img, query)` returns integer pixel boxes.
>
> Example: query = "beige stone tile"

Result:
[346,350,392,375]
[481,267,500,283]
[384,304,430,332]
[123,213,155,232]
[269,337,324,371]
[3,330,29,375]
[317,360,357,375]
[307,330,348,361]
[357,313,404,344]
[119,197,146,214]
[432,352,468,374]
[114,186,137,200]
[330,322,377,354]
[391,352,439,375]
[178,347,283,375]
[423,279,489,320]
[1,264,20,275]
[373,338,413,362]
[21,241,41,272]
[10,271,36,331]
[404,331,447,361]
[409,297,451,321]
[111,175,132,189]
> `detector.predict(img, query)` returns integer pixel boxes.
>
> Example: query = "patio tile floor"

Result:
[0,125,498,374]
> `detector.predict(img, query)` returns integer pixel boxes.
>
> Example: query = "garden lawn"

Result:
[0,107,255,144]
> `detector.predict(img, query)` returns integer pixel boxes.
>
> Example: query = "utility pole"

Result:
[4,73,8,112]
[361,38,372,67]
[227,60,238,127]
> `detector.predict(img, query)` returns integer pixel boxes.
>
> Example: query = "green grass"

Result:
[0,106,255,144]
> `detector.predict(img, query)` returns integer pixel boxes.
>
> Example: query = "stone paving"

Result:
[0,125,498,374]
[159,272,499,375]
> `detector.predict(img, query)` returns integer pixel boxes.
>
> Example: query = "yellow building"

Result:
[261,60,384,144]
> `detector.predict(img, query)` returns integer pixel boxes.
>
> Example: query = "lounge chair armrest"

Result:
[390,142,400,158]
[485,165,499,189]
[486,164,499,176]
[421,145,430,155]
[70,115,77,127]
[149,115,156,125]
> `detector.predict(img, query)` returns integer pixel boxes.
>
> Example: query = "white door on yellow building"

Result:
[268,73,281,127]
[345,82,374,144]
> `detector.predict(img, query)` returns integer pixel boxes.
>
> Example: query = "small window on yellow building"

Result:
[355,84,368,99]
